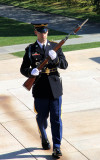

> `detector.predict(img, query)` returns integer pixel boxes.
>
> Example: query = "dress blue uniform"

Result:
[20,20,68,151]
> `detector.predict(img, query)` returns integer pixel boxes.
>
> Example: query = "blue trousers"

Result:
[34,96,62,149]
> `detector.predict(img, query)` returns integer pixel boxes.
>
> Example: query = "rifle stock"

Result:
[23,56,51,91]
[23,19,88,91]
[23,39,65,91]
[23,77,36,91]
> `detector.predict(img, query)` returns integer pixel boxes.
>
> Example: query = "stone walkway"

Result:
[0,33,100,55]
[0,4,100,35]
[0,4,100,55]
[0,48,100,160]
[0,4,100,160]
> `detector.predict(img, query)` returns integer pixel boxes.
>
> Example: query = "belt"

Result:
[41,68,57,75]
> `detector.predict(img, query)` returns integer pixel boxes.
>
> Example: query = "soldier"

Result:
[20,20,68,157]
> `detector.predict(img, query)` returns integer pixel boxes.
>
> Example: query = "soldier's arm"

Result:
[20,48,33,78]
[48,47,68,69]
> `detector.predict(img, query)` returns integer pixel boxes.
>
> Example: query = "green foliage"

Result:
[11,42,100,58]
[62,42,100,52]
[93,0,100,13]
[0,0,100,20]
[0,17,78,47]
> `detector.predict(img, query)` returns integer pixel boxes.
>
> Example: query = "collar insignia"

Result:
[48,43,50,46]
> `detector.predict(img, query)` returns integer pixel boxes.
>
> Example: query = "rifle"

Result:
[23,18,88,91]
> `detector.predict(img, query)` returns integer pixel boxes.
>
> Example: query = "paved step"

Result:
[0,53,17,60]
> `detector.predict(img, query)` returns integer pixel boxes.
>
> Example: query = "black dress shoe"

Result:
[42,138,51,150]
[52,148,62,157]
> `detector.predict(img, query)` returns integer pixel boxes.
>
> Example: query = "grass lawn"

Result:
[0,0,100,22]
[0,14,99,55]
[11,42,100,58]
[0,17,78,47]
[62,42,100,52]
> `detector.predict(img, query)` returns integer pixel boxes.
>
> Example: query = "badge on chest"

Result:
[31,52,42,67]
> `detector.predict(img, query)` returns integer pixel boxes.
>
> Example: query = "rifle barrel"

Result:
[74,18,88,34]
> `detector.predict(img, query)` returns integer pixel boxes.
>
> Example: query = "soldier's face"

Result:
[34,30,48,43]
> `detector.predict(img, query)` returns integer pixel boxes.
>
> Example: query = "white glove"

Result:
[48,50,57,60]
[31,68,39,76]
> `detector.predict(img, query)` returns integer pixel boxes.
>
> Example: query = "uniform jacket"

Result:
[20,40,68,99]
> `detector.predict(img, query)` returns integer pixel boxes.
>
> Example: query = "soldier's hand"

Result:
[31,68,39,76]
[48,50,57,60]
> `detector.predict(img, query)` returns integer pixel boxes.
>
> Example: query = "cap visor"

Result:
[36,28,48,33]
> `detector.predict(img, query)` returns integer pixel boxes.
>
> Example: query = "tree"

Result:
[93,0,100,13]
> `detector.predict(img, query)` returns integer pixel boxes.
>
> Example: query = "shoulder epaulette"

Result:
[25,43,35,50]
[49,40,58,44]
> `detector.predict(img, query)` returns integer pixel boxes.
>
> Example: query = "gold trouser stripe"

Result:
[34,103,42,137]
[36,119,42,137]
[34,103,38,114]
[61,104,62,120]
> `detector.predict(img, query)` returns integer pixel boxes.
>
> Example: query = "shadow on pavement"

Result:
[90,57,100,64]
[0,147,57,160]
